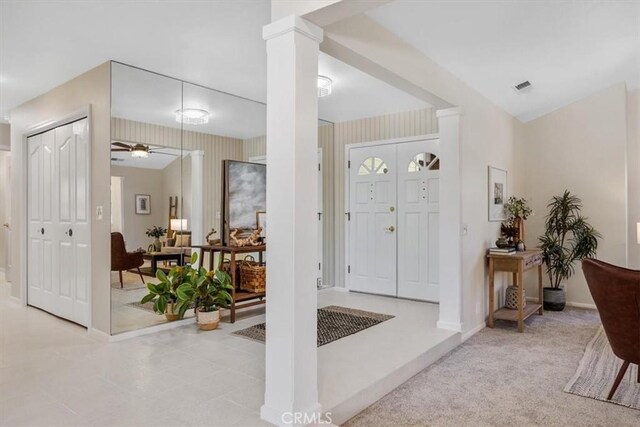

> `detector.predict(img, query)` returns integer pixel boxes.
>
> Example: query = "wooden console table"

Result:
[487,249,544,332]
[192,244,266,323]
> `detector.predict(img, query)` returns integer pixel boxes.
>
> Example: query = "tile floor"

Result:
[1,272,454,426]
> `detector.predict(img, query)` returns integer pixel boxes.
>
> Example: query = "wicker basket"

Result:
[239,255,266,293]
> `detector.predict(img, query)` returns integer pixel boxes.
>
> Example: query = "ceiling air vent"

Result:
[513,80,532,92]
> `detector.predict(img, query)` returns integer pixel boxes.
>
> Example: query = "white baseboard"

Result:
[88,328,111,342]
[436,320,463,332]
[526,296,596,310]
[461,322,485,342]
[9,295,22,305]
[320,286,349,293]
[108,317,196,342]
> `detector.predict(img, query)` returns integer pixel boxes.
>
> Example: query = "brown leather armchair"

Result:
[111,232,145,288]
[582,258,639,399]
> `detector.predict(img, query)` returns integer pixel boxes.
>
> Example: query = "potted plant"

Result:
[146,225,167,252]
[504,196,533,244]
[140,268,182,321]
[175,253,234,330]
[538,190,601,311]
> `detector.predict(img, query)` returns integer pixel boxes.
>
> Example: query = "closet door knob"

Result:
[41,228,44,235]
[68,229,73,237]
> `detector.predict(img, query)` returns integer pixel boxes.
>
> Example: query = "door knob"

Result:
[385,225,395,232]
[68,229,73,237]
[41,227,44,235]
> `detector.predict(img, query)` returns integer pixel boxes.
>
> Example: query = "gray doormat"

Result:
[564,326,640,410]
[232,305,394,347]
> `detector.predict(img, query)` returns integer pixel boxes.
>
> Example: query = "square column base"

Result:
[261,402,324,427]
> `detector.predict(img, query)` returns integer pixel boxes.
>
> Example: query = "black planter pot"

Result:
[543,287,566,311]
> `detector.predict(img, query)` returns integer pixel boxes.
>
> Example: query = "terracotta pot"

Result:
[197,308,220,330]
[165,301,179,321]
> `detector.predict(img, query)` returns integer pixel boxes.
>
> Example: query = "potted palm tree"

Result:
[175,253,233,330]
[538,191,601,311]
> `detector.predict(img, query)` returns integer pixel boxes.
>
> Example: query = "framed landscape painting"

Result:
[488,166,507,222]
[221,160,266,245]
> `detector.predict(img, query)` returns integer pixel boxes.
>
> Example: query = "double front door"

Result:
[27,118,91,326]
[348,139,440,302]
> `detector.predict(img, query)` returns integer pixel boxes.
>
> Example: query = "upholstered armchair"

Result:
[111,232,145,288]
[582,258,640,399]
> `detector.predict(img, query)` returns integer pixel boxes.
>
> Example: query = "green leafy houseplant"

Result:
[538,191,601,310]
[173,253,234,330]
[145,226,167,239]
[140,267,183,320]
[501,196,533,245]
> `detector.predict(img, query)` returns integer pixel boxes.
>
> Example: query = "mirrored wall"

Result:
[110,62,335,334]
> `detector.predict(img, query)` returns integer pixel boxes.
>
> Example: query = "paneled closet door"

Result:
[27,119,90,326]
[397,140,440,302]
[27,131,56,312]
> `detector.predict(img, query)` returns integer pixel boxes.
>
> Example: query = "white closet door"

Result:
[27,118,90,326]
[397,140,440,302]
[348,144,397,296]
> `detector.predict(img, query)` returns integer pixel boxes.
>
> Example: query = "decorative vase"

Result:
[516,241,526,252]
[515,218,525,243]
[165,301,179,321]
[197,308,220,331]
[153,237,162,252]
[496,238,510,248]
[504,286,526,310]
[543,287,566,311]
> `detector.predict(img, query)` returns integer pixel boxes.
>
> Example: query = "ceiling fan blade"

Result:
[112,142,132,149]
[111,149,131,152]
[149,151,179,156]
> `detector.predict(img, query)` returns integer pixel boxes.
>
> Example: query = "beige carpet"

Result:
[345,308,640,426]
[565,327,639,409]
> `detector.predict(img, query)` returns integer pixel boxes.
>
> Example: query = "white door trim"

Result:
[344,134,440,290]
[21,106,93,330]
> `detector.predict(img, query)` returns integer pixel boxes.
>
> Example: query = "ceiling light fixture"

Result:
[175,108,210,125]
[317,76,333,97]
[130,144,149,158]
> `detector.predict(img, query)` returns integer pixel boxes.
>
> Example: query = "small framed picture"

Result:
[135,194,151,215]
[488,166,507,221]
[256,211,266,240]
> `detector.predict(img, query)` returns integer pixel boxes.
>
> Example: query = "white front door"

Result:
[397,140,440,301]
[27,118,90,326]
[348,144,397,296]
[347,139,440,301]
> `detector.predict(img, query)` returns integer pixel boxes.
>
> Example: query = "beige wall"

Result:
[10,62,112,333]
[522,84,629,306]
[0,123,9,147]
[111,118,244,244]
[627,88,640,269]
[160,155,192,229]
[110,165,165,251]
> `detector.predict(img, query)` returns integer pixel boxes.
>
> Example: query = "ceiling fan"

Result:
[111,141,179,158]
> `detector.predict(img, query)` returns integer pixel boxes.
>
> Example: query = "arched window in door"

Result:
[408,152,439,172]
[358,156,389,175]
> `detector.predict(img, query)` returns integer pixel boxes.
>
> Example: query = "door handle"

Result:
[385,225,395,232]
[41,227,44,235]
[67,229,73,237]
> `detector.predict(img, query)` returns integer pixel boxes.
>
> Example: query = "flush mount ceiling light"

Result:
[130,144,149,158]
[175,108,210,125]
[317,75,333,97]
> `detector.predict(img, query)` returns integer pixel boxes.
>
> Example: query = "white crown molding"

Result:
[436,107,462,119]
[263,15,323,43]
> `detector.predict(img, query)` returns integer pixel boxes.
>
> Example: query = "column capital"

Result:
[436,107,463,119]
[263,15,323,43]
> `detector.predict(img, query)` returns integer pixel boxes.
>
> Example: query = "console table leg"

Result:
[488,258,495,328]
[538,264,544,315]
[517,265,524,333]
[230,253,237,323]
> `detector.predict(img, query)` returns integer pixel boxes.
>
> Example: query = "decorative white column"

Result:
[436,108,464,332]
[261,15,323,427]
[190,150,204,254]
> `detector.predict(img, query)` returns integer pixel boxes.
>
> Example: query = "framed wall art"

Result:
[135,194,151,215]
[488,166,507,221]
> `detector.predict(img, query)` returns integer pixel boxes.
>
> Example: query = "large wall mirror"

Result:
[110,62,334,335]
